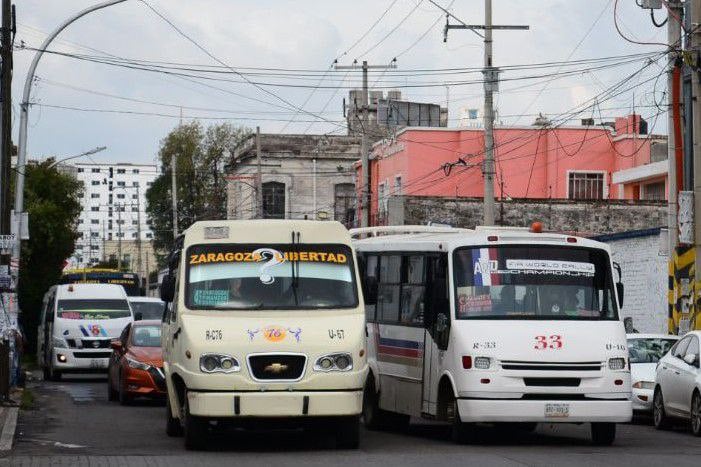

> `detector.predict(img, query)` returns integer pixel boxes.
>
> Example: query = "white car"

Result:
[127,297,165,321]
[653,330,701,436]
[627,334,679,413]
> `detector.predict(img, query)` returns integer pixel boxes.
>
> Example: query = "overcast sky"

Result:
[12,0,667,165]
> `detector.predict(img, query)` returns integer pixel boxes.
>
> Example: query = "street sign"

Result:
[0,234,14,254]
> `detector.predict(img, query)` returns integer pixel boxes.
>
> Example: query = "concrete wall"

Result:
[388,196,667,236]
[595,230,668,334]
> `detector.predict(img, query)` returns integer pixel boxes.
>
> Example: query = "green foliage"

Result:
[146,122,250,263]
[18,162,82,354]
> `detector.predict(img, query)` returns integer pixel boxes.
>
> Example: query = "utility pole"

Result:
[692,0,701,332]
[117,204,122,270]
[135,184,142,283]
[668,1,682,259]
[335,60,397,227]
[0,0,13,272]
[256,126,263,219]
[443,0,528,225]
[170,153,178,239]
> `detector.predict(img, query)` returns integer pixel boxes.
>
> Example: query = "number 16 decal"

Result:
[534,335,563,350]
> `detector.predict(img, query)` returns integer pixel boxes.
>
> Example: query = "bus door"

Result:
[422,254,450,416]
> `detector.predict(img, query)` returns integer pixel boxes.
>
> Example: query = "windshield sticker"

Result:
[189,250,348,265]
[193,289,230,306]
[458,292,492,317]
[472,249,500,286]
[253,248,286,284]
[79,324,107,337]
[506,259,595,275]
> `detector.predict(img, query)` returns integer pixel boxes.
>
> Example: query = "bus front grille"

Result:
[501,361,602,371]
[247,354,306,381]
[523,377,581,387]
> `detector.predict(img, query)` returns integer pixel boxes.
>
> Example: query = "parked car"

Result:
[653,330,701,436]
[127,297,166,321]
[627,334,679,413]
[107,320,165,404]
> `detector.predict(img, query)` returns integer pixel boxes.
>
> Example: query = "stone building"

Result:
[226,134,361,224]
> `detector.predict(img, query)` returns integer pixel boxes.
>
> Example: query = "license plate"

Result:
[89,359,106,369]
[545,403,569,418]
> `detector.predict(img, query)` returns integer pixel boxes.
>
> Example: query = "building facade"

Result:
[226,134,361,224]
[359,114,667,225]
[67,162,158,277]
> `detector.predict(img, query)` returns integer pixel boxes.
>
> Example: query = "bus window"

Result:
[363,254,379,321]
[378,255,401,322]
[400,255,425,326]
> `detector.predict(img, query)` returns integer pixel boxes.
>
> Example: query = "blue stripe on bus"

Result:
[378,337,421,349]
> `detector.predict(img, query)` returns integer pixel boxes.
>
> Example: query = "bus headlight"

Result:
[474,357,491,369]
[608,358,626,370]
[314,353,353,372]
[52,337,68,349]
[199,354,240,373]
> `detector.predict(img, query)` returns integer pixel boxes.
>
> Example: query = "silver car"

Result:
[627,334,679,413]
[653,330,701,436]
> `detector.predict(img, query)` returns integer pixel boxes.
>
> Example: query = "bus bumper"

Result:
[186,390,363,418]
[457,398,632,423]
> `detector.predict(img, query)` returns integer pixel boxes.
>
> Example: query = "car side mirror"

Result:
[616,282,624,308]
[160,274,175,303]
[134,311,143,321]
[110,340,122,352]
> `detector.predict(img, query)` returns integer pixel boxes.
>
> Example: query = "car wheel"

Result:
[591,422,616,446]
[449,398,478,444]
[653,388,671,430]
[166,396,183,437]
[118,372,132,406]
[335,415,360,449]
[691,392,701,437]
[183,395,207,450]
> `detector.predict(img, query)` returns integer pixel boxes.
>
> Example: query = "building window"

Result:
[146,233,153,239]
[132,206,139,212]
[132,169,140,174]
[117,181,126,187]
[568,172,605,200]
[132,194,138,200]
[91,232,99,238]
[334,183,355,222]
[262,182,285,219]
[132,220,138,225]
[91,168,100,173]
[117,220,125,225]
[91,193,100,199]
[117,232,124,238]
[78,219,84,224]
[91,180,100,186]
[77,168,84,173]
[133,181,139,187]
[117,194,125,199]
[90,206,99,212]
[91,219,99,225]
[77,193,84,199]
[642,181,665,201]
[90,245,99,250]
[117,169,126,174]
[147,182,153,187]
[132,232,138,238]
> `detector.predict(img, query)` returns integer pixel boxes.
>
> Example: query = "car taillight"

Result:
[462,356,472,369]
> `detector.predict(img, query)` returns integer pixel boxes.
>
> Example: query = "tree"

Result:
[18,161,82,353]
[146,122,250,262]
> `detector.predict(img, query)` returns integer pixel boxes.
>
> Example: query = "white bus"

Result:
[352,225,631,445]
[160,220,367,450]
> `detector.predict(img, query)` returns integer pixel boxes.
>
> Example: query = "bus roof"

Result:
[183,220,353,246]
[54,283,130,300]
[350,225,610,253]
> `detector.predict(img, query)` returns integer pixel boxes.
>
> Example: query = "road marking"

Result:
[0,407,18,451]
[22,438,86,449]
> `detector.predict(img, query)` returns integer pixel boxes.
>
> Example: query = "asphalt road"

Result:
[2,375,701,466]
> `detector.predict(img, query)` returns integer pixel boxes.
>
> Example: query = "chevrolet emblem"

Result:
[264,363,288,373]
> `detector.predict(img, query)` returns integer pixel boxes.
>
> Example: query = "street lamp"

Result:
[13,0,130,264]
[46,146,107,169]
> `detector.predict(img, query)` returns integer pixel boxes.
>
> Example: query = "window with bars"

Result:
[262,182,285,219]
[568,172,605,200]
[334,183,355,222]
[642,181,665,201]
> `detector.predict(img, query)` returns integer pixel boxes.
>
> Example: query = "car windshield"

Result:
[186,243,358,310]
[56,299,131,320]
[131,325,161,347]
[628,338,678,363]
[453,245,618,320]
[130,301,165,320]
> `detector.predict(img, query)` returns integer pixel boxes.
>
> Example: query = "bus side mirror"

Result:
[616,282,624,308]
[161,274,175,303]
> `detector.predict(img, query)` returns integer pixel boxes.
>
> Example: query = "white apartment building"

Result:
[68,162,158,270]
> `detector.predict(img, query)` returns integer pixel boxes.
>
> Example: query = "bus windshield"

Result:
[453,245,618,320]
[56,299,131,320]
[186,243,358,310]
[60,270,141,296]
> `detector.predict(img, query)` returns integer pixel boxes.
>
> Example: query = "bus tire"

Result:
[450,398,478,444]
[183,397,207,450]
[591,422,616,446]
[335,416,360,449]
[166,397,183,437]
[362,376,387,430]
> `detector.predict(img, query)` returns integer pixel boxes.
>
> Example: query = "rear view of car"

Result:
[128,297,166,321]
[627,334,679,413]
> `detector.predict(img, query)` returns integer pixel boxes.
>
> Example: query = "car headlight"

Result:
[314,353,353,372]
[608,357,626,370]
[632,381,655,390]
[199,354,240,373]
[474,357,491,369]
[52,337,68,349]
[126,357,150,371]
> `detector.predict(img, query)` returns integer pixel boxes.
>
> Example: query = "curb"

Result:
[0,406,17,451]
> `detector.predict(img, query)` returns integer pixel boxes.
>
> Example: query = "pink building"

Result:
[358,114,668,225]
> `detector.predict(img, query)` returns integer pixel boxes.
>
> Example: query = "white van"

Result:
[37,283,133,380]
[352,225,632,445]
[160,220,367,450]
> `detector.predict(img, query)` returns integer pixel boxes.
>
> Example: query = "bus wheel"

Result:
[166,397,183,437]
[362,376,385,430]
[449,398,478,444]
[335,416,360,449]
[183,396,207,450]
[591,422,616,446]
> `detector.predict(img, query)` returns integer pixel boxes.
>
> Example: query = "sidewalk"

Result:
[0,388,22,452]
